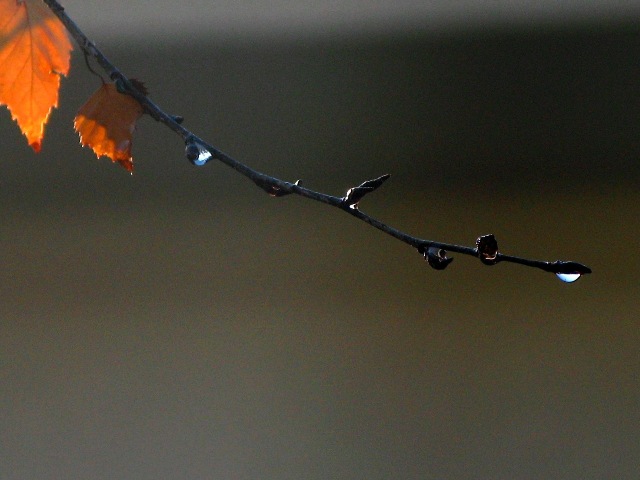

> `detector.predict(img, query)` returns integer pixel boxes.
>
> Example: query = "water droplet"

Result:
[191,146,212,166]
[185,141,212,166]
[185,143,199,162]
[187,143,211,167]
[556,272,581,283]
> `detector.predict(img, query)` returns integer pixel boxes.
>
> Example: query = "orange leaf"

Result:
[74,83,144,172]
[0,0,72,151]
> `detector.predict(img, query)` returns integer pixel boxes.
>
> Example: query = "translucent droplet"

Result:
[191,148,212,166]
[556,272,581,283]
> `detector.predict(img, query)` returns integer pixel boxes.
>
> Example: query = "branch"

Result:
[43,0,592,282]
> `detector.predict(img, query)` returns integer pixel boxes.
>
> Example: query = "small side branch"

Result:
[43,0,591,282]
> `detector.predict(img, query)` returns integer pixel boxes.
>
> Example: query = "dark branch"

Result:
[43,0,592,282]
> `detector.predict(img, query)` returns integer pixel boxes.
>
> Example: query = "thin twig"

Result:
[43,0,592,281]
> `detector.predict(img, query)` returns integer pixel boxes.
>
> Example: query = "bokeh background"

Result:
[1,1,639,478]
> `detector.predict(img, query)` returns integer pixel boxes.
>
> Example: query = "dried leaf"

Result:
[0,0,72,151]
[74,83,144,172]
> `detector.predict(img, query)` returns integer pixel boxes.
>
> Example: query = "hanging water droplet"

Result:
[186,141,213,166]
[193,147,212,166]
[185,142,200,162]
[556,272,581,283]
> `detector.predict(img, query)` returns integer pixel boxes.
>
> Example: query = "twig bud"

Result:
[419,246,454,270]
[476,234,499,265]
[342,174,391,208]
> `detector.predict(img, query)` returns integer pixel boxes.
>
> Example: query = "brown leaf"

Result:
[0,0,73,151]
[74,83,145,172]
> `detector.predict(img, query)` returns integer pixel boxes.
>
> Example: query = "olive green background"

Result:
[1,23,639,479]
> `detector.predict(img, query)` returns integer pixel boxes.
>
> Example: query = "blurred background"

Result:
[1,1,639,478]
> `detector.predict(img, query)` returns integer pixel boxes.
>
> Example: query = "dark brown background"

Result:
[1,20,639,479]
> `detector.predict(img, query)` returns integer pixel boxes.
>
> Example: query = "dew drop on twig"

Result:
[185,141,212,166]
[192,147,212,166]
[556,272,582,283]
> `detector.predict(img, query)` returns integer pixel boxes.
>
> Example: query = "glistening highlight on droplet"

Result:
[193,148,212,166]
[556,272,581,283]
